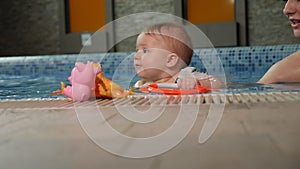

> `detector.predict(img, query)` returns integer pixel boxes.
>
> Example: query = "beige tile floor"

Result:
[0,94,299,169]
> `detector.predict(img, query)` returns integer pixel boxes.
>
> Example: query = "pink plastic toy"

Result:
[62,61,101,101]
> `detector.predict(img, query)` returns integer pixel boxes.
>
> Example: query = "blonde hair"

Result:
[142,22,193,66]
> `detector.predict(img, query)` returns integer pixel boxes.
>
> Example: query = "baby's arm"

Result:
[176,67,225,89]
[196,74,225,89]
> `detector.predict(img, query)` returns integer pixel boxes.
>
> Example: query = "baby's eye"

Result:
[136,48,149,54]
[142,48,149,53]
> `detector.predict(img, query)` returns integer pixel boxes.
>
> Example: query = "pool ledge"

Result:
[1,91,300,110]
[0,96,299,169]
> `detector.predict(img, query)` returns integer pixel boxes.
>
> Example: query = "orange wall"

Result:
[69,0,106,33]
[67,0,234,32]
[187,0,235,24]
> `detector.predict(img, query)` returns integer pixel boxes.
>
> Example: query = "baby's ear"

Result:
[166,53,179,67]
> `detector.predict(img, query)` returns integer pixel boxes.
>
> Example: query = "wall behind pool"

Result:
[0,44,299,84]
[0,0,299,56]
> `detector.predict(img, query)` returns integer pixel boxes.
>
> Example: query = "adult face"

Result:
[283,0,300,37]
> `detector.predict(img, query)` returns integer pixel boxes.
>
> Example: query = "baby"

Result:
[134,22,224,89]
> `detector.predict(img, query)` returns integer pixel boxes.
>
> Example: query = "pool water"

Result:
[1,44,300,100]
[0,72,139,100]
[1,71,298,100]
[0,74,68,100]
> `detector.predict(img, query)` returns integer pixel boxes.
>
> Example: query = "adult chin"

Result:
[293,29,300,38]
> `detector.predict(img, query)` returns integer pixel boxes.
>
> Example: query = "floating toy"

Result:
[139,83,211,95]
[51,61,134,101]
[51,62,212,101]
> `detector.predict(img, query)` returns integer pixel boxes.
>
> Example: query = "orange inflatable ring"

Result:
[139,83,211,95]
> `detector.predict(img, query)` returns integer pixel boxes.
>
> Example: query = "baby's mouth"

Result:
[134,64,142,69]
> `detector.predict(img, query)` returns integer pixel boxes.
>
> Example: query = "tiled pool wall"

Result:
[0,44,299,83]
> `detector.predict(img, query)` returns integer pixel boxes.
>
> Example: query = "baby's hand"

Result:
[177,76,225,89]
[176,77,198,89]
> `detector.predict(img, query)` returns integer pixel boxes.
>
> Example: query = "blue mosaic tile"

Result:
[0,44,299,83]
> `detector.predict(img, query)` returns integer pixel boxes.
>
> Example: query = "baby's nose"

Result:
[134,52,141,60]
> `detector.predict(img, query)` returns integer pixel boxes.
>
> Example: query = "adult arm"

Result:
[258,50,300,84]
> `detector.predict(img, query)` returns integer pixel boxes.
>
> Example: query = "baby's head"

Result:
[141,22,193,67]
[134,22,193,82]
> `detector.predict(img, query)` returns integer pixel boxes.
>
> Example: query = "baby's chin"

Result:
[136,72,154,81]
[136,70,145,77]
